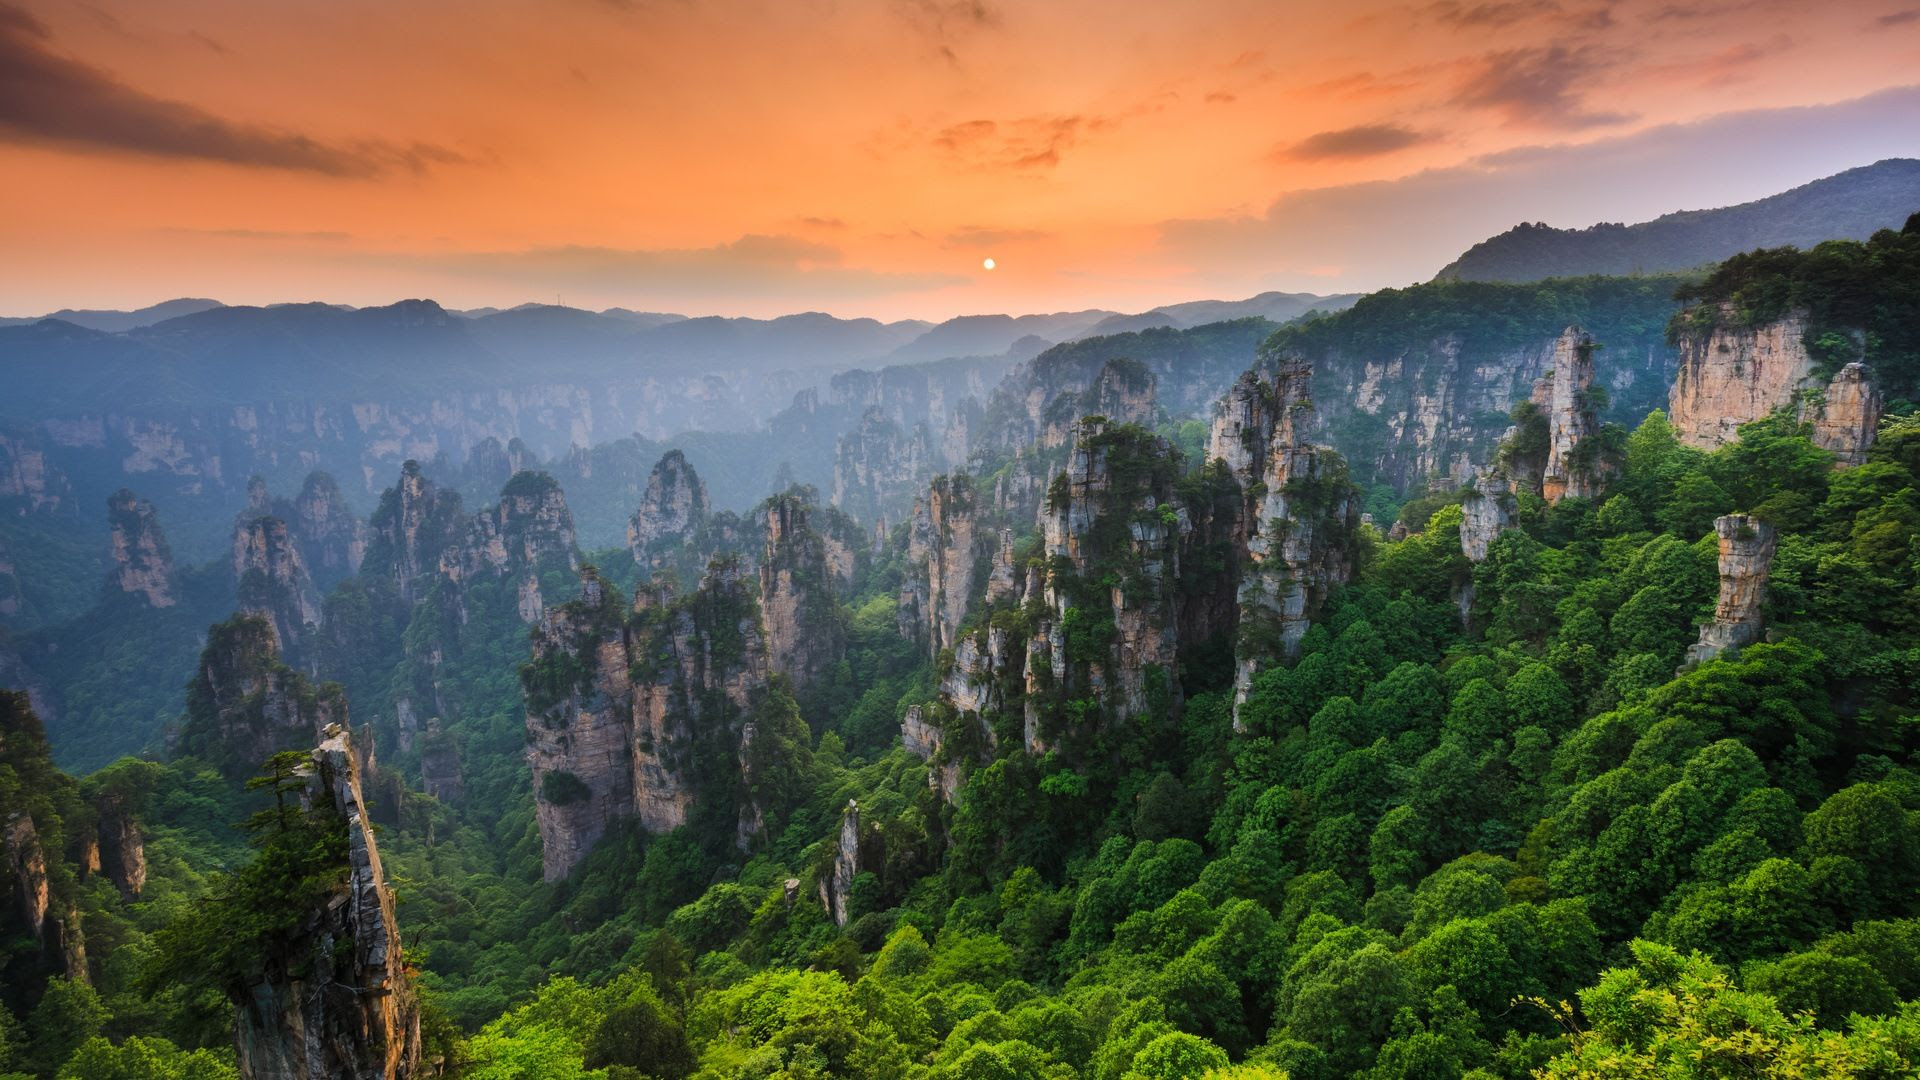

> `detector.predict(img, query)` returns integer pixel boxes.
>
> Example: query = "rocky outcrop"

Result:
[106,488,177,607]
[364,462,466,603]
[899,475,990,656]
[900,704,967,803]
[758,494,846,690]
[1685,514,1778,666]
[232,725,421,1080]
[1533,328,1609,502]
[1020,417,1241,748]
[440,470,579,622]
[832,408,936,526]
[0,429,70,514]
[1209,359,1359,721]
[1459,471,1516,563]
[1811,362,1883,466]
[1,804,86,984]
[628,450,712,570]
[819,800,861,927]
[417,720,464,804]
[289,473,368,585]
[0,537,20,618]
[176,615,348,777]
[525,561,790,880]
[95,794,146,899]
[234,515,324,655]
[1668,309,1883,463]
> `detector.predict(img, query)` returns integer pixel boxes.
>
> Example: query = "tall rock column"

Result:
[1811,362,1883,466]
[1535,327,1608,502]
[627,450,713,574]
[232,725,421,1080]
[1684,514,1778,666]
[900,474,988,656]
[233,515,324,655]
[758,494,845,691]
[1214,358,1359,722]
[106,489,177,607]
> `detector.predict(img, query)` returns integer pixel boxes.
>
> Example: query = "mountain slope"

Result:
[1434,158,1920,282]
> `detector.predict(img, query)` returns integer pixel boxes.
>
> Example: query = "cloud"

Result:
[0,3,467,176]
[942,225,1050,248]
[797,216,848,229]
[1877,8,1920,26]
[1642,36,1792,87]
[893,0,1000,62]
[161,227,352,242]
[931,114,1105,170]
[413,234,965,300]
[1280,123,1433,160]
[1452,45,1635,128]
[1157,86,1920,294]
[1425,1,1563,28]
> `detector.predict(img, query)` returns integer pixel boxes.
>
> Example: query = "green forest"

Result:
[3,230,1920,1080]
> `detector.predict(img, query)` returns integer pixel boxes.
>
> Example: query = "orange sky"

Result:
[3,0,1919,319]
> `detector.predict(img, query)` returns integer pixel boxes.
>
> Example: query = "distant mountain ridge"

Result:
[1434,158,1920,283]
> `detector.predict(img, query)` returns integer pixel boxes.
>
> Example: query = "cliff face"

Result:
[232,726,421,1080]
[440,470,579,622]
[1668,309,1883,463]
[1,693,90,985]
[1209,359,1359,720]
[364,462,466,603]
[899,475,989,657]
[177,615,347,777]
[628,450,712,571]
[1533,329,1609,502]
[0,429,70,513]
[106,489,177,607]
[233,515,323,655]
[1685,514,1778,666]
[832,408,936,527]
[289,472,368,586]
[1025,417,1240,746]
[758,494,848,690]
[525,561,793,880]
[818,800,861,927]
[94,793,146,900]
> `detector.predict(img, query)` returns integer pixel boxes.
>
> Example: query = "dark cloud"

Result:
[1453,46,1635,128]
[0,3,467,176]
[798,216,848,229]
[1426,1,1562,28]
[1281,123,1432,160]
[942,225,1050,248]
[1205,90,1237,104]
[1877,8,1920,26]
[416,234,965,300]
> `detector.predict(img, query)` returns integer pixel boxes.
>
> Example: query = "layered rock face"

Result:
[525,562,783,880]
[232,726,421,1080]
[233,514,323,655]
[819,800,861,927]
[832,408,937,527]
[95,794,147,899]
[176,615,348,777]
[1685,514,1778,666]
[1211,360,1359,718]
[3,811,84,981]
[1458,473,1516,564]
[899,474,990,657]
[106,488,177,607]
[364,461,466,603]
[288,472,368,585]
[628,450,712,570]
[1040,358,1157,448]
[441,470,579,622]
[1025,417,1241,745]
[758,494,847,690]
[1668,309,1883,462]
[1533,328,1608,502]
[1812,362,1883,466]
[0,429,71,513]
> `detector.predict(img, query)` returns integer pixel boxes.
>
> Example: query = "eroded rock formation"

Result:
[758,494,847,690]
[177,615,347,777]
[95,794,146,900]
[628,450,712,571]
[1209,359,1359,720]
[106,488,176,607]
[232,725,421,1080]
[1685,514,1778,666]
[1668,308,1883,464]
[819,800,861,927]
[899,474,990,657]
[233,514,323,655]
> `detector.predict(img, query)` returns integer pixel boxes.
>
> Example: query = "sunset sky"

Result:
[3,0,1919,319]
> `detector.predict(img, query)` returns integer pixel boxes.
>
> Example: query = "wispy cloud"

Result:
[0,2,468,176]
[1280,123,1433,160]
[892,0,1000,63]
[942,225,1050,248]
[931,114,1108,170]
[1452,45,1635,128]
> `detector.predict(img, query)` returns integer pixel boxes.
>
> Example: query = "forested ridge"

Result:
[3,249,1920,1080]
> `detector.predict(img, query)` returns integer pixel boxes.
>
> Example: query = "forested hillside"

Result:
[2,231,1919,1080]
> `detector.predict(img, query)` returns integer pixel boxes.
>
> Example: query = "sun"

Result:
[982,257,996,270]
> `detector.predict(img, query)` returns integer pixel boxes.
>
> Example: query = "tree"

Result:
[1123,1032,1229,1080]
